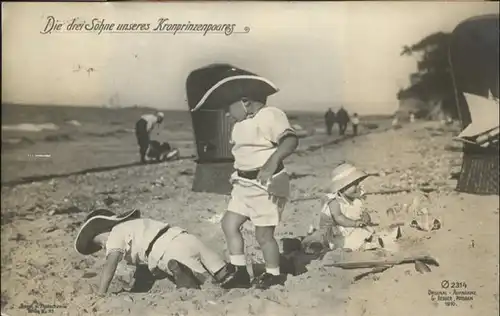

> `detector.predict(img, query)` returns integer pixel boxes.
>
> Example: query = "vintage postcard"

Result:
[1,2,498,316]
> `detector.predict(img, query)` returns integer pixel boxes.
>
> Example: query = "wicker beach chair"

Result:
[449,14,499,195]
[186,64,236,195]
[185,64,279,195]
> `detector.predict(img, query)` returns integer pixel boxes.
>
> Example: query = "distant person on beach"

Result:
[409,112,416,123]
[135,112,164,163]
[392,115,401,129]
[445,115,453,125]
[351,113,360,136]
[301,163,401,253]
[190,67,299,289]
[336,107,350,136]
[324,108,336,135]
[74,209,237,295]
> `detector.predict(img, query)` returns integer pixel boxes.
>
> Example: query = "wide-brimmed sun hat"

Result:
[331,163,371,193]
[186,64,279,112]
[74,209,140,255]
[156,112,165,118]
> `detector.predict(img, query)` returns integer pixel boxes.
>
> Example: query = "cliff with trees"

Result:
[397,32,458,120]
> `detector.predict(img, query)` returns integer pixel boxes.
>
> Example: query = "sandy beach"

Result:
[2,2,499,315]
[1,120,498,316]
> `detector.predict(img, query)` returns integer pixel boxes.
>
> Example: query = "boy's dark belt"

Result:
[236,163,284,180]
[145,225,171,257]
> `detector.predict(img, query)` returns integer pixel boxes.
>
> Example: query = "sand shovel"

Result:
[333,255,439,282]
[324,254,439,270]
[353,265,393,281]
[352,258,432,282]
[414,260,432,274]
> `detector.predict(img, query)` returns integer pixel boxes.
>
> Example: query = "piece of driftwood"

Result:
[324,255,439,269]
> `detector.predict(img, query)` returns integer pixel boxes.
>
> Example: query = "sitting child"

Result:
[74,209,238,295]
[302,163,381,253]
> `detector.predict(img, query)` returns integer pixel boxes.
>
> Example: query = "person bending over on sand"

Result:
[302,163,379,253]
[74,209,236,295]
[135,112,164,163]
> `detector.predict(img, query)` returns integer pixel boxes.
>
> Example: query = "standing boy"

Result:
[135,112,164,163]
[188,65,299,289]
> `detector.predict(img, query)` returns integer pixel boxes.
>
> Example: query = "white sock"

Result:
[266,267,280,276]
[230,255,246,266]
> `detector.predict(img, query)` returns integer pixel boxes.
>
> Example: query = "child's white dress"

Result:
[318,193,374,251]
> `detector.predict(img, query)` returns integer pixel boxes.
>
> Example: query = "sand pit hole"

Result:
[71,258,95,270]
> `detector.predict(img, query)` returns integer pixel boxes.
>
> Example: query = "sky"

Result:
[2,2,498,114]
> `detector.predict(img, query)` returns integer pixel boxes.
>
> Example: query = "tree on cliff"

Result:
[398,32,458,118]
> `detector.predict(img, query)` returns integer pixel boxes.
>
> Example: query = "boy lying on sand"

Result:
[74,209,239,295]
[302,163,400,254]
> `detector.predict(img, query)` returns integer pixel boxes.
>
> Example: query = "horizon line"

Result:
[1,102,398,115]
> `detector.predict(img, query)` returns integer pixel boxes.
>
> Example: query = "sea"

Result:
[1,103,392,185]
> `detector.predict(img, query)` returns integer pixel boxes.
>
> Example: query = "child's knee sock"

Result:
[266,267,280,276]
[229,254,246,267]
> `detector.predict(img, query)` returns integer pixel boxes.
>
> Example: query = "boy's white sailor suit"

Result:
[227,106,296,227]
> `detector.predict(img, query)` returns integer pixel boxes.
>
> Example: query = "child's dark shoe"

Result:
[167,259,201,289]
[220,264,251,289]
[213,263,234,284]
[252,272,286,290]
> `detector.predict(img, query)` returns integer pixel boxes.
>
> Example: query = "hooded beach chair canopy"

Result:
[185,63,278,112]
[449,14,499,196]
[449,14,499,131]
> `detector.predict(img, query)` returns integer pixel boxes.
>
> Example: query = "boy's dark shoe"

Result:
[220,264,251,289]
[251,272,286,290]
[213,263,233,283]
[167,259,201,289]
